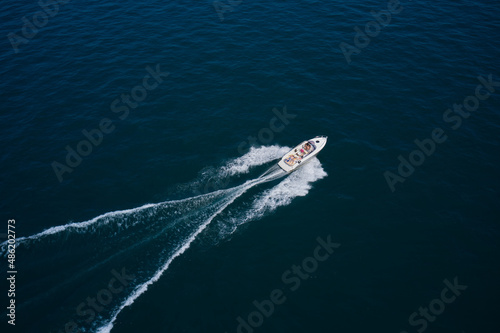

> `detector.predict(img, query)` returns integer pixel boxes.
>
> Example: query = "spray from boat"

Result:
[0,144,327,333]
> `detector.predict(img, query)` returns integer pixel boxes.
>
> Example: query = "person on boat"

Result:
[298,142,313,157]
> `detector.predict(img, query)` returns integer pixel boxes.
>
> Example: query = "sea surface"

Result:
[1,1,499,333]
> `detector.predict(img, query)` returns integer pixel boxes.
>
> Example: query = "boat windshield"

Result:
[305,141,316,152]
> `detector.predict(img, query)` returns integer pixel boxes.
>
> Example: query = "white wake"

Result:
[0,145,327,333]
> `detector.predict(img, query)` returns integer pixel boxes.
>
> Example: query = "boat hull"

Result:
[278,136,327,173]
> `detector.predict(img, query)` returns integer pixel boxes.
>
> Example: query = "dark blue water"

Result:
[1,1,499,332]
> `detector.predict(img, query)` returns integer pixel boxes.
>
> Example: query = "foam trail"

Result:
[259,164,285,179]
[3,145,325,333]
[0,146,289,254]
[1,203,154,250]
[214,158,328,238]
[96,172,286,333]
[245,158,327,223]
[0,197,202,255]
[182,145,289,196]
[220,145,290,177]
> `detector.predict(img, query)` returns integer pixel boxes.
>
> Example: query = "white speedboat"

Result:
[277,136,328,173]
